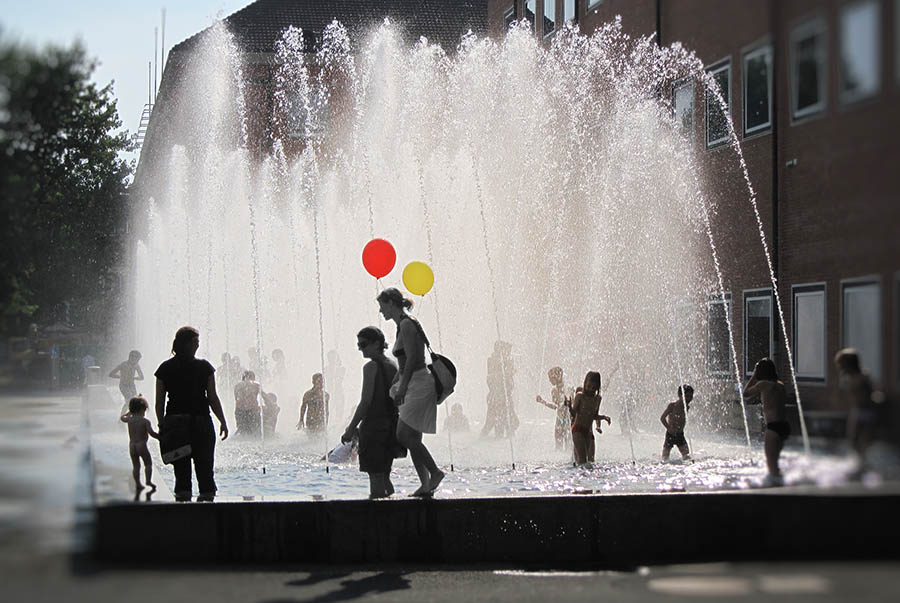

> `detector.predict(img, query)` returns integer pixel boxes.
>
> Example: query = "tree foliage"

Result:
[0,35,133,335]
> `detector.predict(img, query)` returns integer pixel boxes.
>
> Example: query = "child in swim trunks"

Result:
[744,358,788,486]
[120,395,160,492]
[660,385,693,461]
[569,371,611,465]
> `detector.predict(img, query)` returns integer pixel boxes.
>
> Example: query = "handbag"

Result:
[409,319,457,404]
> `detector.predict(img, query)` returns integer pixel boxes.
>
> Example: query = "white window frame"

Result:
[705,58,732,149]
[744,288,775,377]
[839,0,882,105]
[543,0,558,40]
[792,283,827,382]
[673,77,694,138]
[564,0,577,23]
[743,44,773,136]
[503,6,516,31]
[707,292,733,377]
[840,276,883,383]
[790,16,828,121]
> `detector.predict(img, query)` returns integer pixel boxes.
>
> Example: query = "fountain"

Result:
[126,17,818,499]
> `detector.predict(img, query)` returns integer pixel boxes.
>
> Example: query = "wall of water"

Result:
[128,19,759,459]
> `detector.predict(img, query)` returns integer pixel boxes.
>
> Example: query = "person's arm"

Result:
[109,363,122,379]
[394,320,419,402]
[146,418,160,440]
[535,394,555,409]
[660,404,672,431]
[120,412,130,423]
[206,374,228,440]
[744,364,760,398]
[569,393,581,421]
[155,378,166,426]
[298,393,309,429]
[135,365,144,381]
[344,362,376,442]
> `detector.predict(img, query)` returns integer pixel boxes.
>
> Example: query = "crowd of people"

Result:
[111,286,886,501]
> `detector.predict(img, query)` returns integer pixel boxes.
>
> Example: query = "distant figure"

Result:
[835,348,878,463]
[298,373,329,433]
[120,395,159,493]
[536,366,572,450]
[261,391,280,437]
[326,350,347,422]
[482,340,518,438]
[444,403,471,433]
[247,346,266,381]
[343,326,401,499]
[744,358,788,486]
[216,352,233,396]
[154,326,229,502]
[271,348,287,383]
[234,370,262,437]
[378,287,444,497]
[228,355,244,388]
[109,350,143,409]
[569,371,611,465]
[660,385,693,461]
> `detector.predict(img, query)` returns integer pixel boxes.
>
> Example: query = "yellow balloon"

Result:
[402,261,434,296]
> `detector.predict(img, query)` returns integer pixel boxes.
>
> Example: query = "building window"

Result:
[839,0,881,104]
[588,0,603,10]
[706,60,731,148]
[743,45,772,135]
[842,279,882,383]
[525,0,537,32]
[790,18,827,120]
[544,0,557,38]
[504,6,516,31]
[792,284,826,381]
[744,290,774,376]
[673,79,694,137]
[564,0,576,23]
[708,293,732,376]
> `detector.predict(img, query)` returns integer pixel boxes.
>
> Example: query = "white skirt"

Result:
[393,368,437,434]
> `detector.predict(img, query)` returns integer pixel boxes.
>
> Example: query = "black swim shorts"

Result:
[766,420,791,440]
[664,431,687,448]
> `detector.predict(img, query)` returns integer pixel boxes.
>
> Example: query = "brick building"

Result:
[137,0,899,423]
[489,0,899,418]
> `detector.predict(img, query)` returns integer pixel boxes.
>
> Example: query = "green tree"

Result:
[0,34,133,336]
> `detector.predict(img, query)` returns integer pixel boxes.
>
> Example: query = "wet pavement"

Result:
[2,388,899,602]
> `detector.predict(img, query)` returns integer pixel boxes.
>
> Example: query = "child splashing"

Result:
[569,371,611,465]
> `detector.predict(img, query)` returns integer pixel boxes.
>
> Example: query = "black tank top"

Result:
[369,360,398,421]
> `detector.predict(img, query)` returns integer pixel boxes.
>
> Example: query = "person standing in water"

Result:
[110,350,144,411]
[377,287,445,497]
[536,366,572,450]
[298,373,329,433]
[659,385,693,461]
[343,326,401,499]
[569,371,611,465]
[154,326,229,501]
[744,358,788,487]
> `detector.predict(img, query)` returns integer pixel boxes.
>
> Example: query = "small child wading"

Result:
[569,371,611,465]
[660,385,693,461]
[120,395,160,492]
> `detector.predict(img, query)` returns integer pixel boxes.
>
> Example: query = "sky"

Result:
[2,1,247,163]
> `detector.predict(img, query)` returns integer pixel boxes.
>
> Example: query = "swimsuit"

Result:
[664,430,687,448]
[766,420,791,440]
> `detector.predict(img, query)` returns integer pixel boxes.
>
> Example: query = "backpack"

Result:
[408,318,457,404]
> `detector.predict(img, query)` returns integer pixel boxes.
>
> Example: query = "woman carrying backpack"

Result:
[376,287,445,497]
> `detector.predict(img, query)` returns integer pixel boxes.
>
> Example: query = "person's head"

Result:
[171,326,200,357]
[834,348,861,374]
[128,395,149,414]
[678,384,694,403]
[451,402,463,415]
[272,348,284,362]
[264,392,278,406]
[128,350,142,363]
[242,370,256,381]
[548,366,563,386]
[357,326,387,359]
[583,371,602,395]
[221,351,231,363]
[376,287,412,320]
[312,373,323,387]
[754,358,778,381]
[231,356,241,368]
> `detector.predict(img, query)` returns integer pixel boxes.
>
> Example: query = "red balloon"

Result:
[362,238,396,279]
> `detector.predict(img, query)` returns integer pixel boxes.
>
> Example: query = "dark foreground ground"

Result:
[1,389,899,602]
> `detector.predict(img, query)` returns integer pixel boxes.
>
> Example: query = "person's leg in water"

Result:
[129,443,143,490]
[765,428,784,480]
[677,443,691,461]
[572,432,586,465]
[587,435,596,463]
[368,473,391,498]
[661,442,672,461]
[194,416,217,501]
[396,420,444,496]
[140,447,156,490]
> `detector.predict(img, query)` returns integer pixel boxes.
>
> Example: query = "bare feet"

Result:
[427,469,445,495]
